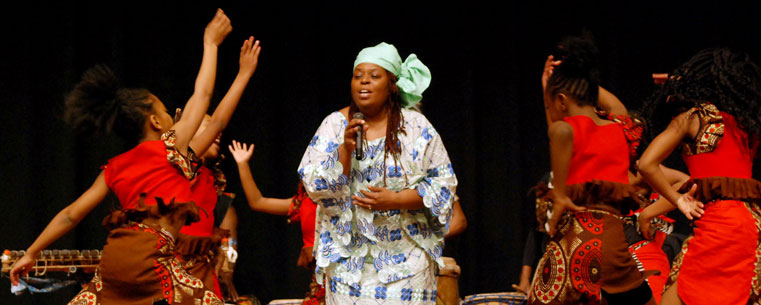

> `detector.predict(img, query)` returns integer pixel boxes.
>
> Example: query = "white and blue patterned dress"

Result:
[298,108,457,304]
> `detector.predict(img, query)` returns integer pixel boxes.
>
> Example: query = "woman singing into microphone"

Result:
[298,42,457,304]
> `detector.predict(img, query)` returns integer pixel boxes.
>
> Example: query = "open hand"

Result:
[352,186,399,211]
[204,9,232,47]
[676,184,705,220]
[239,36,261,76]
[228,140,254,164]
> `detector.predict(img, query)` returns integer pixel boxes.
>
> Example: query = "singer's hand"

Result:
[342,117,368,153]
[352,186,400,211]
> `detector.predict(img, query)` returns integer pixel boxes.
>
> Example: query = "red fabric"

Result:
[683,112,755,179]
[564,115,630,185]
[103,140,192,209]
[677,200,757,305]
[299,196,317,249]
[629,231,670,304]
[181,166,217,237]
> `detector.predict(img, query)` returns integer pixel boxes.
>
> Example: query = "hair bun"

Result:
[554,34,600,81]
[64,65,121,136]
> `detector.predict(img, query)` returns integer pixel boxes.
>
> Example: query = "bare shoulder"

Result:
[669,109,700,138]
[548,120,573,140]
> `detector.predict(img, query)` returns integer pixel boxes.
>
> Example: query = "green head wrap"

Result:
[353,42,431,109]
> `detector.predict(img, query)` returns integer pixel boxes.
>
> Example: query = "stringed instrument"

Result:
[1,249,101,275]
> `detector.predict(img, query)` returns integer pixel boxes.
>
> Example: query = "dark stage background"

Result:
[2,1,760,304]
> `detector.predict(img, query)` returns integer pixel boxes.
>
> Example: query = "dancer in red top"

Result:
[174,35,261,300]
[528,35,655,305]
[9,9,248,305]
[228,140,325,305]
[638,48,761,305]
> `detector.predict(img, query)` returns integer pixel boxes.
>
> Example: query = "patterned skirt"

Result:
[67,223,223,305]
[175,230,227,298]
[627,232,671,304]
[528,209,651,305]
[325,249,437,305]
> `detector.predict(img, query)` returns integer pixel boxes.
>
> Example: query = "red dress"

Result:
[70,132,223,305]
[530,114,650,305]
[175,165,227,298]
[103,133,196,209]
[288,183,325,305]
[666,104,761,305]
[182,166,218,236]
[626,204,674,304]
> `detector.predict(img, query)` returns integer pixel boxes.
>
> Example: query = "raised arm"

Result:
[228,140,291,215]
[542,55,562,129]
[638,112,704,219]
[191,37,261,156]
[598,87,628,116]
[172,9,232,155]
[10,172,109,285]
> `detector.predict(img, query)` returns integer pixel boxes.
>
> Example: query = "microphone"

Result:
[353,112,365,160]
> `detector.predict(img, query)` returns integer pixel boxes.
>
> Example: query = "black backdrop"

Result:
[2,1,761,304]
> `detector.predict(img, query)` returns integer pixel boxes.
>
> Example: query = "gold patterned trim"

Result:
[682,103,724,156]
[162,130,200,180]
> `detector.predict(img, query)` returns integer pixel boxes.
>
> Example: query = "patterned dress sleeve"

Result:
[162,130,200,180]
[414,124,457,228]
[298,112,353,266]
[298,112,351,203]
[404,112,458,265]
[681,103,724,155]
[597,110,645,158]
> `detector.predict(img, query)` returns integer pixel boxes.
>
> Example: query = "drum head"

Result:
[462,292,527,305]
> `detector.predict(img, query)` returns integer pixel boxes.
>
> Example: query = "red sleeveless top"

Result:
[288,185,317,249]
[180,166,217,236]
[564,115,630,185]
[682,108,755,179]
[103,139,193,210]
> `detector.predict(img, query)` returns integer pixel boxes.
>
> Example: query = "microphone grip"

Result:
[355,123,364,160]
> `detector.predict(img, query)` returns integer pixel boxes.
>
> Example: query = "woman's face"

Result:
[151,96,174,133]
[351,63,391,113]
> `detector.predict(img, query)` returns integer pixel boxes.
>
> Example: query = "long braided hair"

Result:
[348,70,407,185]
[642,48,761,141]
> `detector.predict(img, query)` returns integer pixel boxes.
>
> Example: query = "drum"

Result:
[267,299,303,305]
[462,292,527,305]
